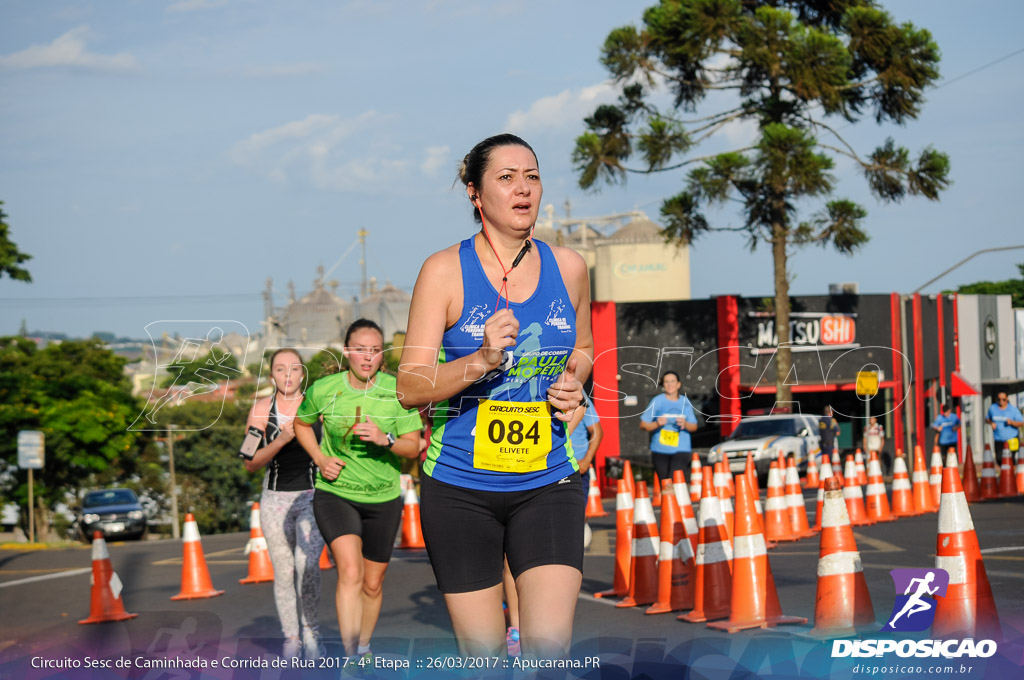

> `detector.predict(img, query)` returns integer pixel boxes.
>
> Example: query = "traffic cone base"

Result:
[240,503,275,584]
[617,481,659,608]
[399,486,426,549]
[585,469,608,518]
[595,474,634,599]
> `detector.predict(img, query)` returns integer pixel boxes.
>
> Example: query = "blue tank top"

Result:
[424,237,579,491]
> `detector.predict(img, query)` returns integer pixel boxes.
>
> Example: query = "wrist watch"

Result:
[385,432,396,449]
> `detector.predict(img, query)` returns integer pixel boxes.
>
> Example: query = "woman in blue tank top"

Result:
[398,134,593,658]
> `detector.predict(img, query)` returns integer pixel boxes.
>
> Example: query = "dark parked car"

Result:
[77,488,147,542]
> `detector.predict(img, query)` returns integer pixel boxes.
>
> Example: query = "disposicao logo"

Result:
[831,567,998,659]
[881,568,948,632]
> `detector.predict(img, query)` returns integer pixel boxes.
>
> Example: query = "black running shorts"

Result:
[419,473,585,594]
[312,489,403,564]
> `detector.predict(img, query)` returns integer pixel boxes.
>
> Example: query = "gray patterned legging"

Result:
[260,488,324,639]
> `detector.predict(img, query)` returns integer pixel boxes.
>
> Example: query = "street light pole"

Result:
[167,424,180,539]
[913,245,1024,293]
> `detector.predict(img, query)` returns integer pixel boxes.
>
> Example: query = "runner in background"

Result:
[294,319,423,665]
[242,348,324,660]
[640,371,696,484]
[398,134,592,658]
[931,404,960,452]
[863,415,889,474]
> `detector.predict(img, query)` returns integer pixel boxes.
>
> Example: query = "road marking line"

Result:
[851,532,904,553]
[980,546,1024,554]
[578,593,621,607]
[0,567,91,589]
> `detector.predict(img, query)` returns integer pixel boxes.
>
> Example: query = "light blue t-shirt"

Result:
[568,397,600,462]
[931,413,960,446]
[987,402,1022,442]
[641,393,696,455]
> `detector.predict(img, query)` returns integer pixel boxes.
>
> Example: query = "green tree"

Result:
[952,263,1024,308]
[575,0,950,404]
[0,338,141,538]
[0,202,32,283]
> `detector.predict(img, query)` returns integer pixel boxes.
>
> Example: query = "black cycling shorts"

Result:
[652,451,690,484]
[419,473,585,594]
[312,489,403,564]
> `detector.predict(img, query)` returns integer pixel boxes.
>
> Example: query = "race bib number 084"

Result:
[474,400,552,473]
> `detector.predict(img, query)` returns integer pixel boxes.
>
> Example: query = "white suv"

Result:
[707,414,823,483]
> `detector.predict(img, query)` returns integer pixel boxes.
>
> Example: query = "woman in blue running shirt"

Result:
[398,134,593,658]
[640,370,698,483]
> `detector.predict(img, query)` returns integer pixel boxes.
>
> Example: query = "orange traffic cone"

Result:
[764,461,795,542]
[812,474,826,532]
[864,451,895,523]
[831,449,844,487]
[714,462,734,541]
[672,469,699,556]
[399,484,426,549]
[622,459,635,500]
[617,481,660,608]
[804,454,820,490]
[319,545,334,570]
[239,503,274,584]
[585,468,608,517]
[171,513,224,600]
[1016,449,1024,495]
[689,454,703,504]
[912,445,936,512]
[932,451,1001,639]
[78,532,138,624]
[809,478,875,637]
[891,453,919,517]
[844,455,872,527]
[595,473,634,599]
[929,448,944,509]
[651,472,662,508]
[645,479,695,614]
[707,475,806,633]
[962,445,981,502]
[980,444,999,500]
[854,449,867,486]
[784,458,815,539]
[997,446,1016,497]
[678,470,733,623]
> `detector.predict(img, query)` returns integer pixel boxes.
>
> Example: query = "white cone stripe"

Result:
[866,483,887,495]
[673,487,692,511]
[937,491,975,533]
[930,474,942,485]
[912,471,930,482]
[109,571,123,600]
[765,496,787,511]
[250,509,262,529]
[817,550,863,576]
[843,486,864,500]
[660,538,696,563]
[616,492,634,510]
[785,467,800,486]
[894,458,909,474]
[892,479,912,491]
[785,493,804,509]
[183,521,201,543]
[683,517,698,536]
[733,534,767,559]
[720,498,733,513]
[696,539,733,565]
[845,463,856,478]
[633,498,656,525]
[633,535,659,558]
[588,484,602,497]
[936,554,967,585]
[820,463,833,480]
[697,497,723,527]
[754,499,764,514]
[816,488,824,502]
[821,491,853,528]
[981,468,998,478]
[867,460,883,476]
[92,537,110,561]
[404,488,421,504]
[246,536,268,553]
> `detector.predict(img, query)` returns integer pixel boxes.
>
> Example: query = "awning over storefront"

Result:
[950,371,979,397]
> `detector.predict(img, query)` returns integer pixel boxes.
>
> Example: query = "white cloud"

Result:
[504,81,618,135]
[0,26,138,72]
[420,146,451,177]
[229,112,409,191]
[166,0,230,12]
[246,62,325,78]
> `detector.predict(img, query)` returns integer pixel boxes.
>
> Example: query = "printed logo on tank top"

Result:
[545,298,572,333]
[460,303,490,340]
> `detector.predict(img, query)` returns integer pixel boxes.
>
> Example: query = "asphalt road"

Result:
[1,491,1022,680]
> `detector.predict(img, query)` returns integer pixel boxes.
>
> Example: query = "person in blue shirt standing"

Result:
[986,392,1023,452]
[931,403,960,451]
[640,371,697,484]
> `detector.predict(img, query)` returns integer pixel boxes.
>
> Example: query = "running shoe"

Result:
[343,650,374,677]
[506,627,521,658]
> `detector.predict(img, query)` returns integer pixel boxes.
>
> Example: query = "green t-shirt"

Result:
[296,371,422,504]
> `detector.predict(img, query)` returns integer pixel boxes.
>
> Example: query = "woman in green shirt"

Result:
[295,319,423,663]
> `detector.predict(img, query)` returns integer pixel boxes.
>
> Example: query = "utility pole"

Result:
[167,424,180,539]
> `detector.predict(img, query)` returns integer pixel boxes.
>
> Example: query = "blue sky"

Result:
[1,0,1021,339]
